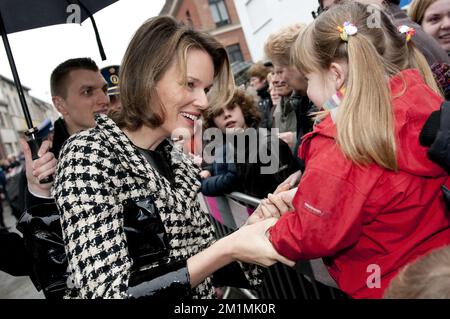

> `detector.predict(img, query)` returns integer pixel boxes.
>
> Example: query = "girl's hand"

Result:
[266,187,297,215]
[245,187,298,226]
[245,199,280,226]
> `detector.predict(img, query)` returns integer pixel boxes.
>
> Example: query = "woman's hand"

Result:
[19,138,56,198]
[230,218,295,268]
[266,187,297,215]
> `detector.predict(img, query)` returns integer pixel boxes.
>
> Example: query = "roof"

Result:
[159,0,181,16]
[31,96,53,109]
[0,74,30,91]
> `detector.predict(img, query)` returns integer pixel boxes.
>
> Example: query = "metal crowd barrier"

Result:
[198,192,348,300]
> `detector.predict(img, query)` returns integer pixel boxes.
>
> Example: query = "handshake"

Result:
[245,170,301,226]
[226,170,302,269]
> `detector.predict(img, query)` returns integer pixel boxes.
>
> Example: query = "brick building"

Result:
[159,0,251,65]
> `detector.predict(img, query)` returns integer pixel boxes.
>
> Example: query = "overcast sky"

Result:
[0,0,165,103]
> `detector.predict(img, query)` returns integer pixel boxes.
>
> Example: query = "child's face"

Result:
[213,104,247,133]
[305,63,346,109]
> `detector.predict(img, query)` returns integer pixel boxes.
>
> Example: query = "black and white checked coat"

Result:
[53,115,260,299]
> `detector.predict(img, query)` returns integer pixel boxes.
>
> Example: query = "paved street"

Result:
[0,204,44,299]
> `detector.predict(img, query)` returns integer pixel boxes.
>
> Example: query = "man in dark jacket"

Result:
[0,58,109,297]
[23,57,109,204]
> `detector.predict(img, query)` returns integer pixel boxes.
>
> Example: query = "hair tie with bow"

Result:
[398,25,416,42]
[337,22,358,42]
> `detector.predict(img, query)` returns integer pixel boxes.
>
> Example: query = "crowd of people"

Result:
[0,0,450,299]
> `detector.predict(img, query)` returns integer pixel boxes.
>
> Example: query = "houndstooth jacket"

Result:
[53,114,260,299]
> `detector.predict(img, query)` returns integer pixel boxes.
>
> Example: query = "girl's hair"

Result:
[292,1,441,171]
[384,246,450,299]
[113,16,234,131]
[203,88,261,129]
[408,0,437,25]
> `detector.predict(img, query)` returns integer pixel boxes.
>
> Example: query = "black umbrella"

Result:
[0,0,117,182]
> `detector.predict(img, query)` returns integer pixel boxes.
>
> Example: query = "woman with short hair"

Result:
[53,16,293,299]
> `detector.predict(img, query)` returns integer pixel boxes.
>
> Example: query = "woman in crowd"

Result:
[409,0,450,54]
[251,1,450,298]
[53,16,293,299]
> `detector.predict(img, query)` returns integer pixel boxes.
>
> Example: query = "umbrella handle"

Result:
[25,128,54,184]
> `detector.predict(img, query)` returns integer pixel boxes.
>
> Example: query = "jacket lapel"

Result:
[95,114,155,182]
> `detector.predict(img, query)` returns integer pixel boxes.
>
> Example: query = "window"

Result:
[4,143,13,156]
[226,44,244,64]
[186,10,193,27]
[209,0,230,27]
[0,112,8,128]
[6,95,14,115]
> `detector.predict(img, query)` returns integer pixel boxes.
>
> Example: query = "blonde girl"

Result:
[253,1,450,299]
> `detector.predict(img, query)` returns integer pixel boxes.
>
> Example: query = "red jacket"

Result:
[269,69,450,299]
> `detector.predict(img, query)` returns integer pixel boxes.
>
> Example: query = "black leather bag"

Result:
[122,198,170,270]
[17,198,191,299]
[16,203,67,299]
[123,198,191,299]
